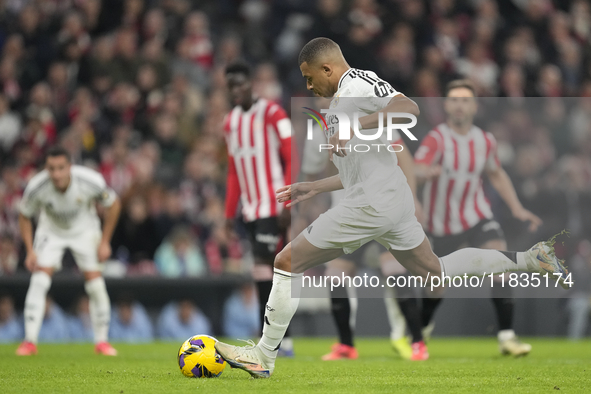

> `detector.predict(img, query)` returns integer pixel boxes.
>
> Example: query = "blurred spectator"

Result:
[182,11,213,70]
[154,225,206,277]
[223,284,259,339]
[0,94,21,154]
[109,296,153,343]
[456,41,498,96]
[111,195,159,266]
[152,112,185,173]
[204,222,243,275]
[68,295,93,342]
[99,140,136,195]
[38,297,70,343]
[0,294,22,342]
[0,233,18,275]
[157,299,212,340]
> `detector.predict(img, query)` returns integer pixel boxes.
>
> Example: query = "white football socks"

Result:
[498,329,516,342]
[258,268,302,360]
[383,286,407,341]
[440,248,528,278]
[24,271,52,344]
[85,277,111,344]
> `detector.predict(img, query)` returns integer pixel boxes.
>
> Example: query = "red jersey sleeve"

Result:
[414,130,442,165]
[267,103,297,186]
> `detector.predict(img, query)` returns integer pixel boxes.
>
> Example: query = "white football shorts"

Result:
[33,228,102,272]
[303,202,425,255]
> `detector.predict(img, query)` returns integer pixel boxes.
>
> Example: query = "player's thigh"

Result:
[34,231,66,271]
[325,242,369,276]
[276,232,344,274]
[325,258,356,277]
[388,236,441,278]
[68,230,102,273]
[379,250,408,276]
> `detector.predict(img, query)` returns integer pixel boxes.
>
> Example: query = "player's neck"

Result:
[446,121,472,136]
[332,64,351,95]
[240,97,256,111]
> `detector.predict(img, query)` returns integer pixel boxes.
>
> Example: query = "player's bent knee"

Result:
[30,270,52,293]
[274,247,292,273]
[83,271,102,282]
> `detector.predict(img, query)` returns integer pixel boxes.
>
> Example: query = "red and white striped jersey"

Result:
[415,123,501,236]
[224,98,293,222]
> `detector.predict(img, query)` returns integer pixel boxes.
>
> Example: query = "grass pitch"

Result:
[0,338,589,393]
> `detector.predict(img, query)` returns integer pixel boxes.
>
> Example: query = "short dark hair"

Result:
[445,79,477,97]
[225,61,251,78]
[45,146,71,162]
[298,37,340,66]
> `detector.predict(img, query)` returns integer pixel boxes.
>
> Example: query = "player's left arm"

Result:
[99,196,121,261]
[330,89,420,158]
[358,94,420,130]
[484,136,542,232]
[93,175,121,261]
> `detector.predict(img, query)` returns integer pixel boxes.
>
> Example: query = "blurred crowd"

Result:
[0,283,260,342]
[0,0,590,282]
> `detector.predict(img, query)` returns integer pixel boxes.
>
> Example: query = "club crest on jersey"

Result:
[374,81,395,97]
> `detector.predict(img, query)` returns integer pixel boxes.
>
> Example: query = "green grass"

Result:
[1,338,590,393]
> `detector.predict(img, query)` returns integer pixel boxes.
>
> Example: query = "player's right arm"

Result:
[18,175,44,272]
[18,213,37,271]
[276,175,343,207]
[224,110,241,238]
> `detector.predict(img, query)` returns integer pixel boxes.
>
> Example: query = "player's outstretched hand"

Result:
[512,207,543,232]
[97,239,112,262]
[276,183,318,207]
[24,251,38,272]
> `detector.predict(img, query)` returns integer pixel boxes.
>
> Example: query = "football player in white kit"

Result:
[16,146,121,356]
[215,37,569,378]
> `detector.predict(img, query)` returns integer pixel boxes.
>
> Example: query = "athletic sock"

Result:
[85,277,111,344]
[498,329,516,342]
[24,271,52,344]
[393,274,423,343]
[439,248,529,277]
[421,295,443,328]
[256,280,273,335]
[257,268,302,359]
[383,286,406,341]
[491,283,514,332]
[330,286,354,347]
[397,298,423,343]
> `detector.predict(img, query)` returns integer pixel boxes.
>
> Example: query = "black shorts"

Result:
[244,217,285,261]
[429,219,505,257]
